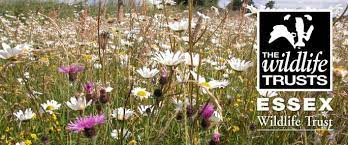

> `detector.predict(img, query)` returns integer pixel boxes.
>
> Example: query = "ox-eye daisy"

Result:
[13,108,35,121]
[131,87,151,100]
[111,107,134,120]
[136,67,159,78]
[227,57,253,72]
[138,105,156,116]
[0,43,32,59]
[41,100,61,114]
[257,88,278,97]
[152,50,185,66]
[66,96,92,111]
[168,19,189,32]
[111,128,131,139]
[184,52,200,67]
[190,71,229,90]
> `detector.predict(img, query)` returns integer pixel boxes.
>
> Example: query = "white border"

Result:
[256,9,333,92]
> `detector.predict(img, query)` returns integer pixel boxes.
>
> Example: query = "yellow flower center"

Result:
[46,105,54,110]
[218,58,225,63]
[137,90,147,97]
[199,82,211,89]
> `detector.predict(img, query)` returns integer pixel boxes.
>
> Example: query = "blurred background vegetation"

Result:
[0,0,257,18]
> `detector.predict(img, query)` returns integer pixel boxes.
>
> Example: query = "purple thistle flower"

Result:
[159,67,168,85]
[67,114,105,133]
[209,132,221,145]
[84,82,94,95]
[58,64,84,82]
[201,103,214,120]
[160,67,167,78]
[58,64,84,74]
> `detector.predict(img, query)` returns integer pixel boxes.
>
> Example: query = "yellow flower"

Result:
[232,125,240,132]
[5,127,12,132]
[24,140,32,145]
[30,134,38,141]
[218,58,225,63]
[20,131,25,138]
[49,126,54,132]
[83,54,93,62]
[315,128,329,136]
[51,114,57,121]
[129,140,137,145]
[39,56,49,64]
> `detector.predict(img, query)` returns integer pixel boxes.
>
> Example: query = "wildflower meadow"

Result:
[0,0,347,144]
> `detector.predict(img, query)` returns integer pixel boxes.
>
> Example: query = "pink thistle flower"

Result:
[58,64,84,74]
[209,132,221,145]
[201,103,214,120]
[67,114,105,134]
[160,66,167,78]
[159,66,168,85]
[58,64,84,82]
[84,82,94,95]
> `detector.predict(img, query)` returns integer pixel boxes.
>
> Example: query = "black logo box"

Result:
[257,10,332,91]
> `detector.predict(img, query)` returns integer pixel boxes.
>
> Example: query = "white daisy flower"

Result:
[172,97,196,111]
[181,36,189,42]
[152,50,185,66]
[66,96,92,111]
[13,108,35,121]
[168,20,189,32]
[257,88,278,97]
[211,6,219,15]
[227,57,253,72]
[168,19,195,32]
[176,71,190,83]
[131,87,151,100]
[15,142,25,145]
[93,63,102,69]
[111,129,131,139]
[41,100,61,114]
[184,52,200,67]
[0,43,32,59]
[111,107,134,120]
[164,0,176,5]
[244,4,258,17]
[136,67,159,79]
[24,72,30,79]
[105,86,114,93]
[197,12,210,20]
[148,0,161,5]
[210,111,223,123]
[190,71,229,90]
[334,67,348,78]
[138,105,155,116]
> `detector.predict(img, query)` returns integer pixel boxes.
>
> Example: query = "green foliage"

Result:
[231,0,254,10]
[232,0,243,10]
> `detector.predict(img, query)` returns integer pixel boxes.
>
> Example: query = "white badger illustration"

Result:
[268,14,314,49]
